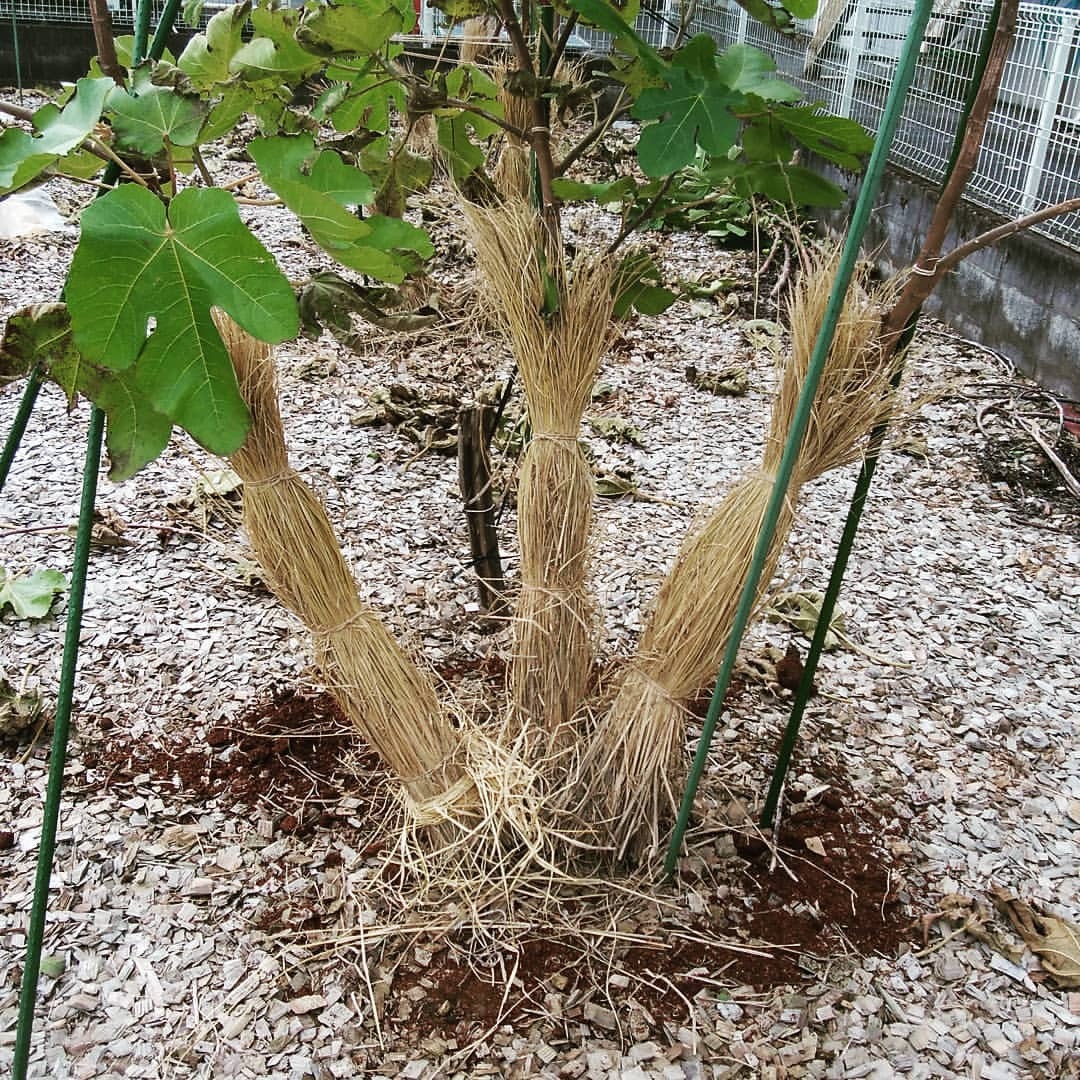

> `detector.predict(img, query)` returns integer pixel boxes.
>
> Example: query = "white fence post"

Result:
[736,1,749,43]
[1021,9,1078,214]
[837,0,867,118]
[658,0,678,47]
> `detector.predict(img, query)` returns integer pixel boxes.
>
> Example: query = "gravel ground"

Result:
[1,124,1079,1080]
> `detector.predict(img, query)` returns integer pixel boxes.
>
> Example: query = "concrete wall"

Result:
[0,22,194,85]
[819,162,1080,402]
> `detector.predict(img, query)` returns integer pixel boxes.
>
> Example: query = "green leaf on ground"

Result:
[613,251,677,318]
[0,567,67,620]
[0,77,113,194]
[108,63,207,155]
[65,186,297,455]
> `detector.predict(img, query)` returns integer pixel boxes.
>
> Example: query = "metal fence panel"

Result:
[577,0,1080,250]
[4,0,1077,248]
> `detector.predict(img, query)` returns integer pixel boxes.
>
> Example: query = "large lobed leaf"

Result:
[0,566,67,620]
[0,78,113,194]
[0,304,172,480]
[108,63,208,156]
[65,185,297,456]
[249,133,432,281]
[297,0,416,56]
[178,1,252,89]
[230,6,323,81]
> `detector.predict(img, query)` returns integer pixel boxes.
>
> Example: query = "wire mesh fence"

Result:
[3,0,1076,247]
[583,0,1080,250]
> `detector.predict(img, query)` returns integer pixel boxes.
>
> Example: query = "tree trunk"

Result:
[88,0,125,86]
[458,403,507,616]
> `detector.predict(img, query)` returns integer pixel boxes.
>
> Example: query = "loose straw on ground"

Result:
[213,312,473,824]
[577,247,903,859]
[463,200,615,755]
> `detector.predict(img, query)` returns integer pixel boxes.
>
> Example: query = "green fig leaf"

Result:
[0,77,113,194]
[107,63,208,155]
[297,0,415,56]
[249,134,432,281]
[65,185,297,455]
[771,103,873,170]
[633,64,740,176]
[0,567,68,620]
[178,2,252,89]
[1,304,173,481]
[230,6,322,80]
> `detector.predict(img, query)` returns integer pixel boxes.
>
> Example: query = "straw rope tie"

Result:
[317,610,371,637]
[629,666,682,707]
[242,469,298,488]
[408,773,475,826]
[530,432,581,450]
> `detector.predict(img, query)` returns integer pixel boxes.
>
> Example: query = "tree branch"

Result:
[936,196,1080,276]
[88,0,125,86]
[495,0,560,236]
[555,93,631,177]
[881,0,1020,345]
[545,12,580,78]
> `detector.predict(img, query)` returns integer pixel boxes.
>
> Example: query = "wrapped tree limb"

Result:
[578,248,902,858]
[463,200,615,753]
[214,312,472,822]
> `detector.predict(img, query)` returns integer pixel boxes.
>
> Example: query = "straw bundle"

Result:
[462,201,615,752]
[214,313,472,817]
[579,247,902,858]
[459,16,499,66]
[491,60,532,201]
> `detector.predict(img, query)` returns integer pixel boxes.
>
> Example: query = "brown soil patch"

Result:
[384,784,913,1037]
[81,687,385,833]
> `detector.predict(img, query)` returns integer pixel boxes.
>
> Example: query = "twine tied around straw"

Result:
[530,432,581,448]
[242,469,299,488]
[409,774,480,828]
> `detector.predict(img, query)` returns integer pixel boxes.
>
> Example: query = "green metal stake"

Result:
[664,0,937,879]
[11,407,105,1080]
[10,7,22,101]
[9,3,179,1071]
[132,0,153,64]
[759,368,903,828]
[148,0,183,62]
[0,365,42,494]
[758,0,1004,828]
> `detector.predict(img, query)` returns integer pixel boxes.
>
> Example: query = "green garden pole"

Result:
[9,3,178,1071]
[759,0,1005,829]
[132,0,153,64]
[0,366,42,494]
[664,0,937,878]
[11,408,105,1080]
[148,0,183,62]
[759,369,903,828]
